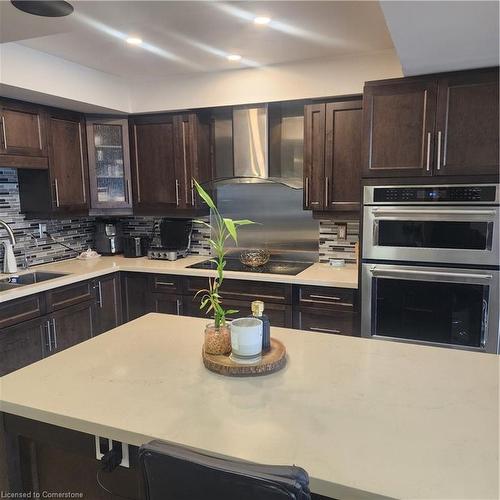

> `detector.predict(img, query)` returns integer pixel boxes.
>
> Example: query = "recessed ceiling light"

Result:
[254,16,271,25]
[227,54,242,61]
[126,37,143,46]
[11,0,74,17]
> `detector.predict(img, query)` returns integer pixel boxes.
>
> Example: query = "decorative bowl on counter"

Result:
[240,249,270,268]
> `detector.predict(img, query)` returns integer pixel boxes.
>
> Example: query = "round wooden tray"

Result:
[202,338,286,377]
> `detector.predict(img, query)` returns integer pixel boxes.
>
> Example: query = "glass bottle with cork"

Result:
[251,300,271,352]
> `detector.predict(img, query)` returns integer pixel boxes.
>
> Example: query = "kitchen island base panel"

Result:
[1,414,338,500]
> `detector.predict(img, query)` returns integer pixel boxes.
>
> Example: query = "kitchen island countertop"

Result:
[0,255,358,304]
[1,314,497,499]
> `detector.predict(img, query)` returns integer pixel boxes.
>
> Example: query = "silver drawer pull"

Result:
[51,318,58,350]
[309,294,341,301]
[156,281,175,286]
[310,327,341,334]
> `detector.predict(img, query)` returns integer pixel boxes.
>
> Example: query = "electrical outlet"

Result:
[95,436,130,468]
[337,223,347,240]
[38,223,47,238]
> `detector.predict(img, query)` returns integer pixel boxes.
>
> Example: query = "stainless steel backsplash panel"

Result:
[213,183,319,262]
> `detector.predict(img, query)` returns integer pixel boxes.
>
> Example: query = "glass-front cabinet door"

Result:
[87,117,132,212]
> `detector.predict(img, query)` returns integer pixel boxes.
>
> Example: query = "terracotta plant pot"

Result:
[204,323,231,355]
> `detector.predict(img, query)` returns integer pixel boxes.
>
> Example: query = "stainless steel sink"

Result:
[0,271,68,286]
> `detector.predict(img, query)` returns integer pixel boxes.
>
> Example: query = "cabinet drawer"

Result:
[185,295,292,328]
[45,280,94,312]
[0,294,44,329]
[294,285,355,310]
[184,277,292,305]
[150,275,182,294]
[293,307,356,336]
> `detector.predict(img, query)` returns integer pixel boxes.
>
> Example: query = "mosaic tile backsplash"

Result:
[0,168,95,267]
[0,166,358,269]
[318,219,359,264]
[119,216,211,255]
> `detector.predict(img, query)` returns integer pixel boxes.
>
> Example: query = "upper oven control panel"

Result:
[364,184,499,205]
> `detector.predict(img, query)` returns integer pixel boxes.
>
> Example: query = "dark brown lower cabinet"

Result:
[93,273,122,335]
[0,317,45,376]
[293,307,356,336]
[121,272,154,322]
[47,301,94,356]
[153,293,183,315]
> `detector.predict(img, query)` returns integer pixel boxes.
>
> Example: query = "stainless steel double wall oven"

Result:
[362,184,499,353]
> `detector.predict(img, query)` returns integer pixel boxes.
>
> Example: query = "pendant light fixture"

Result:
[11,1,74,17]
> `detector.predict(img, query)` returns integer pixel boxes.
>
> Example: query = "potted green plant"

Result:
[193,180,254,355]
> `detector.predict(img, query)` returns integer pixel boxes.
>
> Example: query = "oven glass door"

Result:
[363,207,499,266]
[363,265,498,352]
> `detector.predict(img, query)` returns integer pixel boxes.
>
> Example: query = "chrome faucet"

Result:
[0,219,17,273]
[0,219,16,245]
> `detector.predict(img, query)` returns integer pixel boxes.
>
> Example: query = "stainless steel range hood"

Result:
[212,103,303,189]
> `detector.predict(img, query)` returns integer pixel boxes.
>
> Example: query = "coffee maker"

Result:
[95,220,123,255]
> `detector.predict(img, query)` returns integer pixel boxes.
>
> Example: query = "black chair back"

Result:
[139,440,312,500]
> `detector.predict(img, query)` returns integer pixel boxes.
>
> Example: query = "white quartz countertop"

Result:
[0,255,358,303]
[1,314,497,499]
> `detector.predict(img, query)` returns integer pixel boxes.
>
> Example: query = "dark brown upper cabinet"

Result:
[303,103,326,210]
[304,99,362,212]
[363,67,499,179]
[18,108,89,217]
[86,117,133,214]
[129,111,211,214]
[362,79,437,178]
[435,70,499,176]
[0,98,48,169]
[47,109,89,213]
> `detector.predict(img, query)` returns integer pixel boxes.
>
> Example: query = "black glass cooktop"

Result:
[188,259,313,276]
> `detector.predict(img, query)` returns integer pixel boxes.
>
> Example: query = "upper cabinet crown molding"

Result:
[362,67,499,179]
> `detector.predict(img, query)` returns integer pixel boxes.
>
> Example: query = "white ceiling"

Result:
[0,1,395,79]
[381,0,499,76]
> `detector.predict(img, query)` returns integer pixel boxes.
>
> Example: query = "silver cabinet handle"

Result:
[125,179,130,204]
[176,298,182,315]
[304,177,309,207]
[1,116,7,149]
[175,179,180,207]
[51,318,58,350]
[191,178,195,206]
[44,320,52,352]
[310,327,341,334]
[436,131,442,170]
[156,281,175,287]
[426,132,431,171]
[94,281,103,308]
[325,177,329,207]
[53,178,60,208]
[309,294,341,301]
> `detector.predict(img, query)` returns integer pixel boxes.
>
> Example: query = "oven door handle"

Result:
[370,267,493,283]
[371,208,497,217]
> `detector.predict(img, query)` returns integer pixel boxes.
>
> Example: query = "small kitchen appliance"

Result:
[362,184,500,354]
[94,221,122,255]
[123,236,150,258]
[148,218,193,261]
